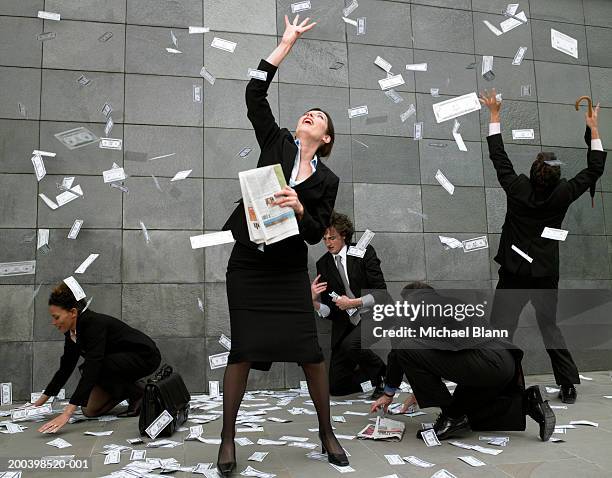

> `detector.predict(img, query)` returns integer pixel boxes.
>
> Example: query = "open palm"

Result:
[281,14,317,46]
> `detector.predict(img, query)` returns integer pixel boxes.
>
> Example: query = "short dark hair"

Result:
[48,282,87,312]
[308,108,335,158]
[400,281,434,300]
[328,211,354,244]
[530,152,561,190]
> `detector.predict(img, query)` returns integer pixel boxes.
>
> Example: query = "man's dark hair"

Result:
[48,282,87,311]
[308,108,335,158]
[329,211,354,244]
[530,152,561,190]
[400,281,434,300]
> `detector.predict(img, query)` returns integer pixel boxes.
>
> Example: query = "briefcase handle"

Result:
[150,364,173,383]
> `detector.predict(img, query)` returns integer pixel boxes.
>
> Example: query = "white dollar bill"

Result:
[406,63,428,71]
[421,429,441,447]
[248,68,268,81]
[435,169,455,195]
[55,127,98,150]
[209,381,220,398]
[374,56,392,73]
[432,92,481,123]
[103,166,126,183]
[291,1,311,13]
[209,352,229,370]
[189,26,210,34]
[38,10,60,21]
[211,37,237,53]
[219,334,232,350]
[190,231,235,249]
[462,236,489,252]
[343,0,358,17]
[483,20,503,36]
[400,104,416,122]
[355,229,375,250]
[551,28,578,59]
[482,55,495,81]
[104,117,114,136]
[193,85,202,103]
[99,138,122,150]
[357,17,366,35]
[0,261,36,277]
[75,253,99,274]
[512,129,535,140]
[1,383,12,405]
[63,276,86,300]
[37,31,57,41]
[414,121,423,140]
[348,106,368,118]
[384,89,404,104]
[512,46,528,65]
[541,227,568,241]
[378,74,405,91]
[200,67,216,85]
[31,155,46,181]
[511,244,533,263]
[403,456,434,468]
[145,409,173,439]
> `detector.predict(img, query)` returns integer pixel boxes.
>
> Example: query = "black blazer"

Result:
[489,128,606,277]
[316,244,388,349]
[222,59,340,254]
[44,310,159,406]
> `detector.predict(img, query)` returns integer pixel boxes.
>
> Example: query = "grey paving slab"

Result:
[203,178,240,230]
[369,232,426,282]
[534,62,591,105]
[205,0,277,35]
[531,20,588,65]
[45,0,127,22]
[203,127,260,179]
[0,174,37,228]
[589,67,612,108]
[276,0,346,42]
[354,183,423,232]
[529,0,583,23]
[412,4,474,54]
[539,102,589,148]
[420,140,484,187]
[127,0,203,28]
[0,119,40,174]
[584,0,612,28]
[0,285,34,341]
[0,229,37,285]
[125,25,203,77]
[0,66,41,120]
[346,1,413,48]
[479,99,541,146]
[472,0,530,15]
[475,59,537,103]
[349,89,417,137]
[348,44,415,93]
[0,16,42,68]
[0,0,43,17]
[473,11,534,60]
[422,185,487,232]
[42,20,125,72]
[586,26,612,68]
[413,50,477,97]
[424,232,492,280]
[0,342,33,401]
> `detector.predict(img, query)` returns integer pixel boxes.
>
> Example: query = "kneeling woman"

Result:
[36,282,161,434]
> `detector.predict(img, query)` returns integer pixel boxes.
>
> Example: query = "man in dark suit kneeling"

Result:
[371,282,556,442]
[311,212,387,399]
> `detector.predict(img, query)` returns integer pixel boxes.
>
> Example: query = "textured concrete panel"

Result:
[334,182,355,224]
[476,60,537,103]
[586,26,612,68]
[35,229,122,284]
[205,79,279,130]
[32,340,82,397]
[123,177,203,230]
[204,282,230,337]
[0,342,33,401]
[127,0,202,28]
[0,285,34,341]
[561,235,609,279]
[420,140,484,187]
[485,187,506,233]
[126,25,203,77]
[472,0,529,14]
[584,0,612,28]
[352,135,420,185]
[346,1,413,48]
[363,233,425,282]
[529,0,582,23]
[424,232,491,280]
[422,185,487,233]
[42,20,125,72]
[125,125,203,178]
[348,44,415,93]
[412,5,474,54]
[0,66,41,120]
[40,122,124,176]
[123,230,204,283]
[0,16,42,68]
[45,0,127,22]
[280,83,349,135]
[125,74,203,127]
[204,128,260,179]
[204,239,234,283]
[539,102,588,148]
[349,89,417,137]
[534,62,590,105]
[279,39,348,88]
[0,174,37,228]
[37,175,123,229]
[564,193,605,235]
[122,284,205,338]
[203,179,240,231]
[151,337,206,391]
[0,120,40,174]
[0,1,43,16]
[354,183,423,233]
[531,20,588,65]
[205,0,276,35]
[204,33,278,82]
[473,12,534,60]
[589,67,612,109]
[322,134,352,184]
[41,69,124,123]
[413,50,477,97]
[34,283,122,341]
[0,229,36,286]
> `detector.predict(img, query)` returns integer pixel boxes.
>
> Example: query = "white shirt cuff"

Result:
[592,139,604,152]
[488,123,501,136]
[360,294,375,309]
[317,303,331,318]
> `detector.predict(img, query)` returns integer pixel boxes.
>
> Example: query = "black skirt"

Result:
[226,240,324,371]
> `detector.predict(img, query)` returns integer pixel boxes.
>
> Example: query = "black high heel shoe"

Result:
[319,432,349,467]
[217,440,237,477]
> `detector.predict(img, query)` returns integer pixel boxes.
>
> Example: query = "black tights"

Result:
[81,385,124,418]
[217,361,344,465]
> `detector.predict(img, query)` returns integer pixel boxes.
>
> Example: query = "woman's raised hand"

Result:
[281,14,317,46]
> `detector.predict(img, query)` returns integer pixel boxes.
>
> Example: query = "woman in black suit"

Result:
[218,14,347,475]
[35,282,161,434]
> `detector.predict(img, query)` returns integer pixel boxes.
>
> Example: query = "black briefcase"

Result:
[138,364,191,437]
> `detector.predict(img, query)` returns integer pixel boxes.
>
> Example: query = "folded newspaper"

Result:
[239,164,300,245]
[357,416,405,441]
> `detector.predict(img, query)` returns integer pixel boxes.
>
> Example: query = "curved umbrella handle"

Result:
[575,96,593,117]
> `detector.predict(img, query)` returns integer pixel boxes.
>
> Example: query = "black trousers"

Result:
[490,267,580,385]
[329,322,386,396]
[88,348,162,400]
[394,347,526,431]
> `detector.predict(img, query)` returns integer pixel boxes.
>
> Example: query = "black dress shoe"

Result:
[370,383,385,400]
[320,433,349,467]
[217,461,236,477]
[525,385,556,441]
[558,385,577,404]
[417,413,470,441]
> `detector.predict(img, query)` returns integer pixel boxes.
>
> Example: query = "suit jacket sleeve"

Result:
[363,245,387,292]
[245,59,281,155]
[298,176,339,245]
[44,336,80,397]
[487,134,520,193]
[69,321,108,406]
[385,350,404,390]
[565,126,607,202]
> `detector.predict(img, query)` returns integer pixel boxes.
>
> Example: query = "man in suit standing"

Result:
[481,89,607,404]
[311,212,387,399]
